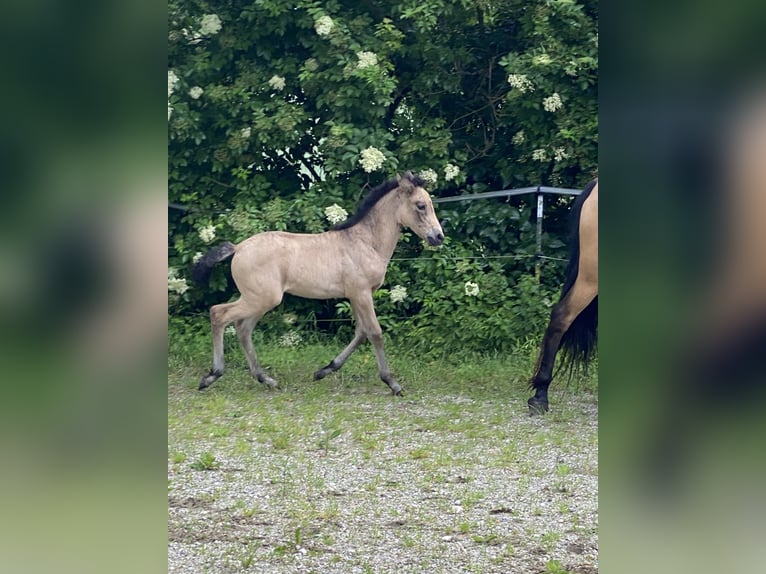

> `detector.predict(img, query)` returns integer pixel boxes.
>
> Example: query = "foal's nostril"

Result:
[436,232,444,243]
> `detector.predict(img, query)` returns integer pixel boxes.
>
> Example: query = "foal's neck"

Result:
[357,194,402,262]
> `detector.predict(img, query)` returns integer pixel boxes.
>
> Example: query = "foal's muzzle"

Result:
[426,229,445,247]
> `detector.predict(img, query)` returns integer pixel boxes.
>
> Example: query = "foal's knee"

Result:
[367,331,384,346]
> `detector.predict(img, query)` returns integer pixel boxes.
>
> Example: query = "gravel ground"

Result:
[168,387,597,574]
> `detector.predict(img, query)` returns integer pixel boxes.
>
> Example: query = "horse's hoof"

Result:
[199,372,220,390]
[257,374,280,390]
[391,385,404,396]
[313,369,327,381]
[528,397,549,416]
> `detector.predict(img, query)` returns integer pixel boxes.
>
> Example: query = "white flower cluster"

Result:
[553,147,568,162]
[444,163,460,181]
[198,224,216,243]
[168,70,179,121]
[507,74,535,93]
[512,130,526,145]
[531,148,548,162]
[241,127,251,139]
[314,15,334,36]
[389,285,408,303]
[359,146,386,172]
[419,169,438,187]
[189,86,203,99]
[199,14,222,36]
[268,75,286,91]
[324,203,348,225]
[279,330,303,347]
[192,251,204,264]
[168,70,179,98]
[168,268,189,295]
[533,53,552,66]
[464,281,480,297]
[356,51,378,69]
[542,92,563,112]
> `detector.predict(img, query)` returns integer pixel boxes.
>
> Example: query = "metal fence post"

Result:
[535,189,543,283]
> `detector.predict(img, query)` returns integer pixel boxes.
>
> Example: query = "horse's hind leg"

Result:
[199,299,258,390]
[200,301,237,389]
[236,316,279,389]
[314,324,365,381]
[528,279,597,414]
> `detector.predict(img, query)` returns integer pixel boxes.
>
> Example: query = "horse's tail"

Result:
[191,241,236,284]
[556,179,598,379]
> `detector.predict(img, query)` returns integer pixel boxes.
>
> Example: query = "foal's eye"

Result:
[416,202,426,211]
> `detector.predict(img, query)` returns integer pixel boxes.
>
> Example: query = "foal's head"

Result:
[395,171,444,247]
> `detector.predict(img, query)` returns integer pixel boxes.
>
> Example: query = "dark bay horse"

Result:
[528,179,598,415]
[192,171,444,395]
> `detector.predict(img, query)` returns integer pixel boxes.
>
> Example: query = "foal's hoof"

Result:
[528,397,549,416]
[390,384,404,396]
[199,370,222,390]
[257,373,280,390]
[313,368,329,381]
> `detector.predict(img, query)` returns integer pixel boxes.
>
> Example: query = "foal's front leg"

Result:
[314,323,365,381]
[352,292,403,396]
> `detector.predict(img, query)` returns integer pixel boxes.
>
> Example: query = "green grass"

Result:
[169,338,598,572]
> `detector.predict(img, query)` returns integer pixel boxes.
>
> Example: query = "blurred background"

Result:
[601,0,766,571]
[0,0,166,572]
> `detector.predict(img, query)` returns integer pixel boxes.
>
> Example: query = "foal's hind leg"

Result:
[200,300,244,389]
[236,316,279,389]
[200,298,274,390]
[528,280,597,414]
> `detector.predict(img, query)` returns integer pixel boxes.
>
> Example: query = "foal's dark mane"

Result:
[333,172,426,231]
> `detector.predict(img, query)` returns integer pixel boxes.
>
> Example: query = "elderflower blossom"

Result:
[512,130,526,145]
[324,203,348,225]
[199,14,222,36]
[189,86,203,99]
[314,15,334,36]
[464,281,480,297]
[168,70,179,98]
[532,148,548,162]
[359,146,386,172]
[542,92,563,112]
[241,127,251,139]
[192,251,204,264]
[419,169,438,187]
[553,147,569,162]
[168,268,190,295]
[198,224,216,243]
[356,51,378,69]
[507,74,535,93]
[444,163,460,181]
[389,285,408,303]
[268,75,286,91]
[279,330,303,347]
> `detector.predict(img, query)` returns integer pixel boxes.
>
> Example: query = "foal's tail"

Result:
[556,179,598,378]
[191,241,236,284]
